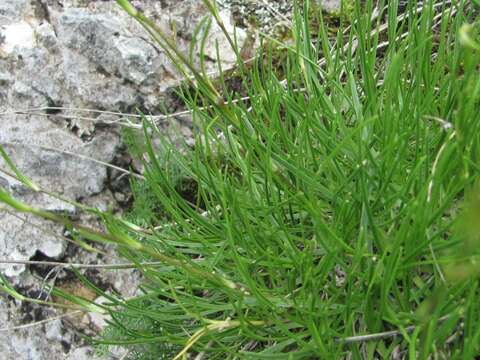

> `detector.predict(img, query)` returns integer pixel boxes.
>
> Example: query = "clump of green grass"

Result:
[1,0,480,358]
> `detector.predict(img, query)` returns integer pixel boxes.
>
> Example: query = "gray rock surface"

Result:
[0,0,243,358]
[0,288,75,360]
[219,0,343,32]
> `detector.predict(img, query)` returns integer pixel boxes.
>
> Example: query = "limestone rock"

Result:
[219,0,343,32]
[315,0,343,13]
[0,295,71,360]
[0,0,242,358]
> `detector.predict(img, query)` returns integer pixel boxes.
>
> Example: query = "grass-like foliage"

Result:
[1,0,480,358]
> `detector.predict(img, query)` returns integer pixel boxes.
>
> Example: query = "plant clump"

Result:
[0,0,479,359]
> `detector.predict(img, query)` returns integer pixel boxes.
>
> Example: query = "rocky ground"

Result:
[219,0,342,31]
[0,0,340,358]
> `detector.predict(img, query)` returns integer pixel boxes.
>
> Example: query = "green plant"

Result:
[1,0,480,358]
[122,127,180,227]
